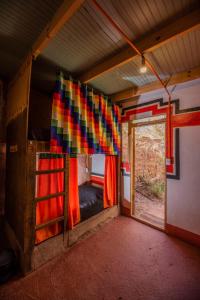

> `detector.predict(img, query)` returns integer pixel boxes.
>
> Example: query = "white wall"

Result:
[166,80,200,234]
[122,79,200,234]
[122,78,200,108]
[91,154,105,175]
[167,127,200,235]
[123,176,130,202]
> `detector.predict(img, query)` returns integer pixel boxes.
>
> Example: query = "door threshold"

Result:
[131,215,166,233]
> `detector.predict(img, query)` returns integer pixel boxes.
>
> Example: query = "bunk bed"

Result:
[5,66,121,273]
[79,183,103,221]
[78,154,104,221]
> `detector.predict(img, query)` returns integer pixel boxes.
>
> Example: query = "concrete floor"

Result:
[1,217,200,300]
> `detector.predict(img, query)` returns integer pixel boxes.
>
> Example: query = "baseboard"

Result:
[121,206,131,217]
[166,223,200,247]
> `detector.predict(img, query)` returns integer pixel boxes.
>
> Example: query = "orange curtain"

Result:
[104,156,117,208]
[68,158,80,229]
[35,157,64,244]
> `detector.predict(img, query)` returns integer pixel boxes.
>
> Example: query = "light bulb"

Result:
[140,65,147,73]
[139,55,147,73]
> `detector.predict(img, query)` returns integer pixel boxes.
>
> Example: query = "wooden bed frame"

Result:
[8,140,120,273]
[5,123,121,276]
[32,205,119,270]
[5,70,121,275]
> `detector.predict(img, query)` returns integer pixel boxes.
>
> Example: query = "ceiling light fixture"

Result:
[139,55,147,73]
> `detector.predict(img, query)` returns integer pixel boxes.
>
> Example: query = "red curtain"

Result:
[35,156,81,243]
[104,156,117,208]
[36,155,118,243]
[35,157,64,244]
[68,158,80,229]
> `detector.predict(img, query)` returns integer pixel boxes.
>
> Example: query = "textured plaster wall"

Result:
[91,154,105,175]
[78,155,90,186]
[167,126,200,235]
[122,79,200,234]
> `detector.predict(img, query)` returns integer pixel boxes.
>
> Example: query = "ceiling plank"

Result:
[32,0,85,59]
[10,0,85,84]
[111,66,200,102]
[79,9,200,83]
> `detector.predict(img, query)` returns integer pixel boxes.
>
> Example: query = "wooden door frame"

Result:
[129,118,167,231]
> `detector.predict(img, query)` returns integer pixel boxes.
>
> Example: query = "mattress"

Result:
[79,183,103,221]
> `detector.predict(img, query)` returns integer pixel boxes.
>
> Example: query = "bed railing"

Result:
[27,141,69,245]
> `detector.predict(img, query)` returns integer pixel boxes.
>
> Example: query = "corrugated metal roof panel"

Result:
[42,0,198,75]
[1,0,199,94]
[89,57,162,94]
[89,27,200,95]
[0,0,62,80]
[97,0,198,40]
[146,27,200,76]
[42,1,125,74]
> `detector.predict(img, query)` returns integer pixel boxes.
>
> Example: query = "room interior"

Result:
[0,0,200,299]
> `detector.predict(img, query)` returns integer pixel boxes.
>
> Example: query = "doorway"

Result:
[131,116,166,230]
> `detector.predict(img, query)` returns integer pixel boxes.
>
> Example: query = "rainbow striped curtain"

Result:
[51,73,121,155]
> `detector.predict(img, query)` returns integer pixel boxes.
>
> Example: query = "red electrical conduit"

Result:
[92,0,173,160]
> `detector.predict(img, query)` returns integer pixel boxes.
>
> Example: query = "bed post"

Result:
[118,115,122,211]
[63,154,69,245]
[24,140,37,274]
[117,155,121,208]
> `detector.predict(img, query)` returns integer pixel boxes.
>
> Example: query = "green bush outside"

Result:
[136,175,165,200]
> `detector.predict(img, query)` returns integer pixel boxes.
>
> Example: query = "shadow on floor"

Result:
[0,216,200,300]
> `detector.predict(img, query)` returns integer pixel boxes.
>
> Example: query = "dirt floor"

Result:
[1,217,200,300]
[134,191,165,228]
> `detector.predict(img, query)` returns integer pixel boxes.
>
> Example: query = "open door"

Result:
[130,116,166,230]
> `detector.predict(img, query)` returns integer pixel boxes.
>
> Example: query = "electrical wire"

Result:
[92,0,172,160]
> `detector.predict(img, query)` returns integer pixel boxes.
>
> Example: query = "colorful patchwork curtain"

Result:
[51,73,120,155]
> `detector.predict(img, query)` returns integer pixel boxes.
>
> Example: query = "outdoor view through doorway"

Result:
[132,119,165,229]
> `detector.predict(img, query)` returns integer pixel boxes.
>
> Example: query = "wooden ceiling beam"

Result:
[10,0,85,84]
[79,9,200,83]
[111,66,200,102]
[32,0,85,59]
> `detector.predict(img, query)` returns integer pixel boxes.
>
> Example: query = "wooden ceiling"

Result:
[1,0,200,100]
